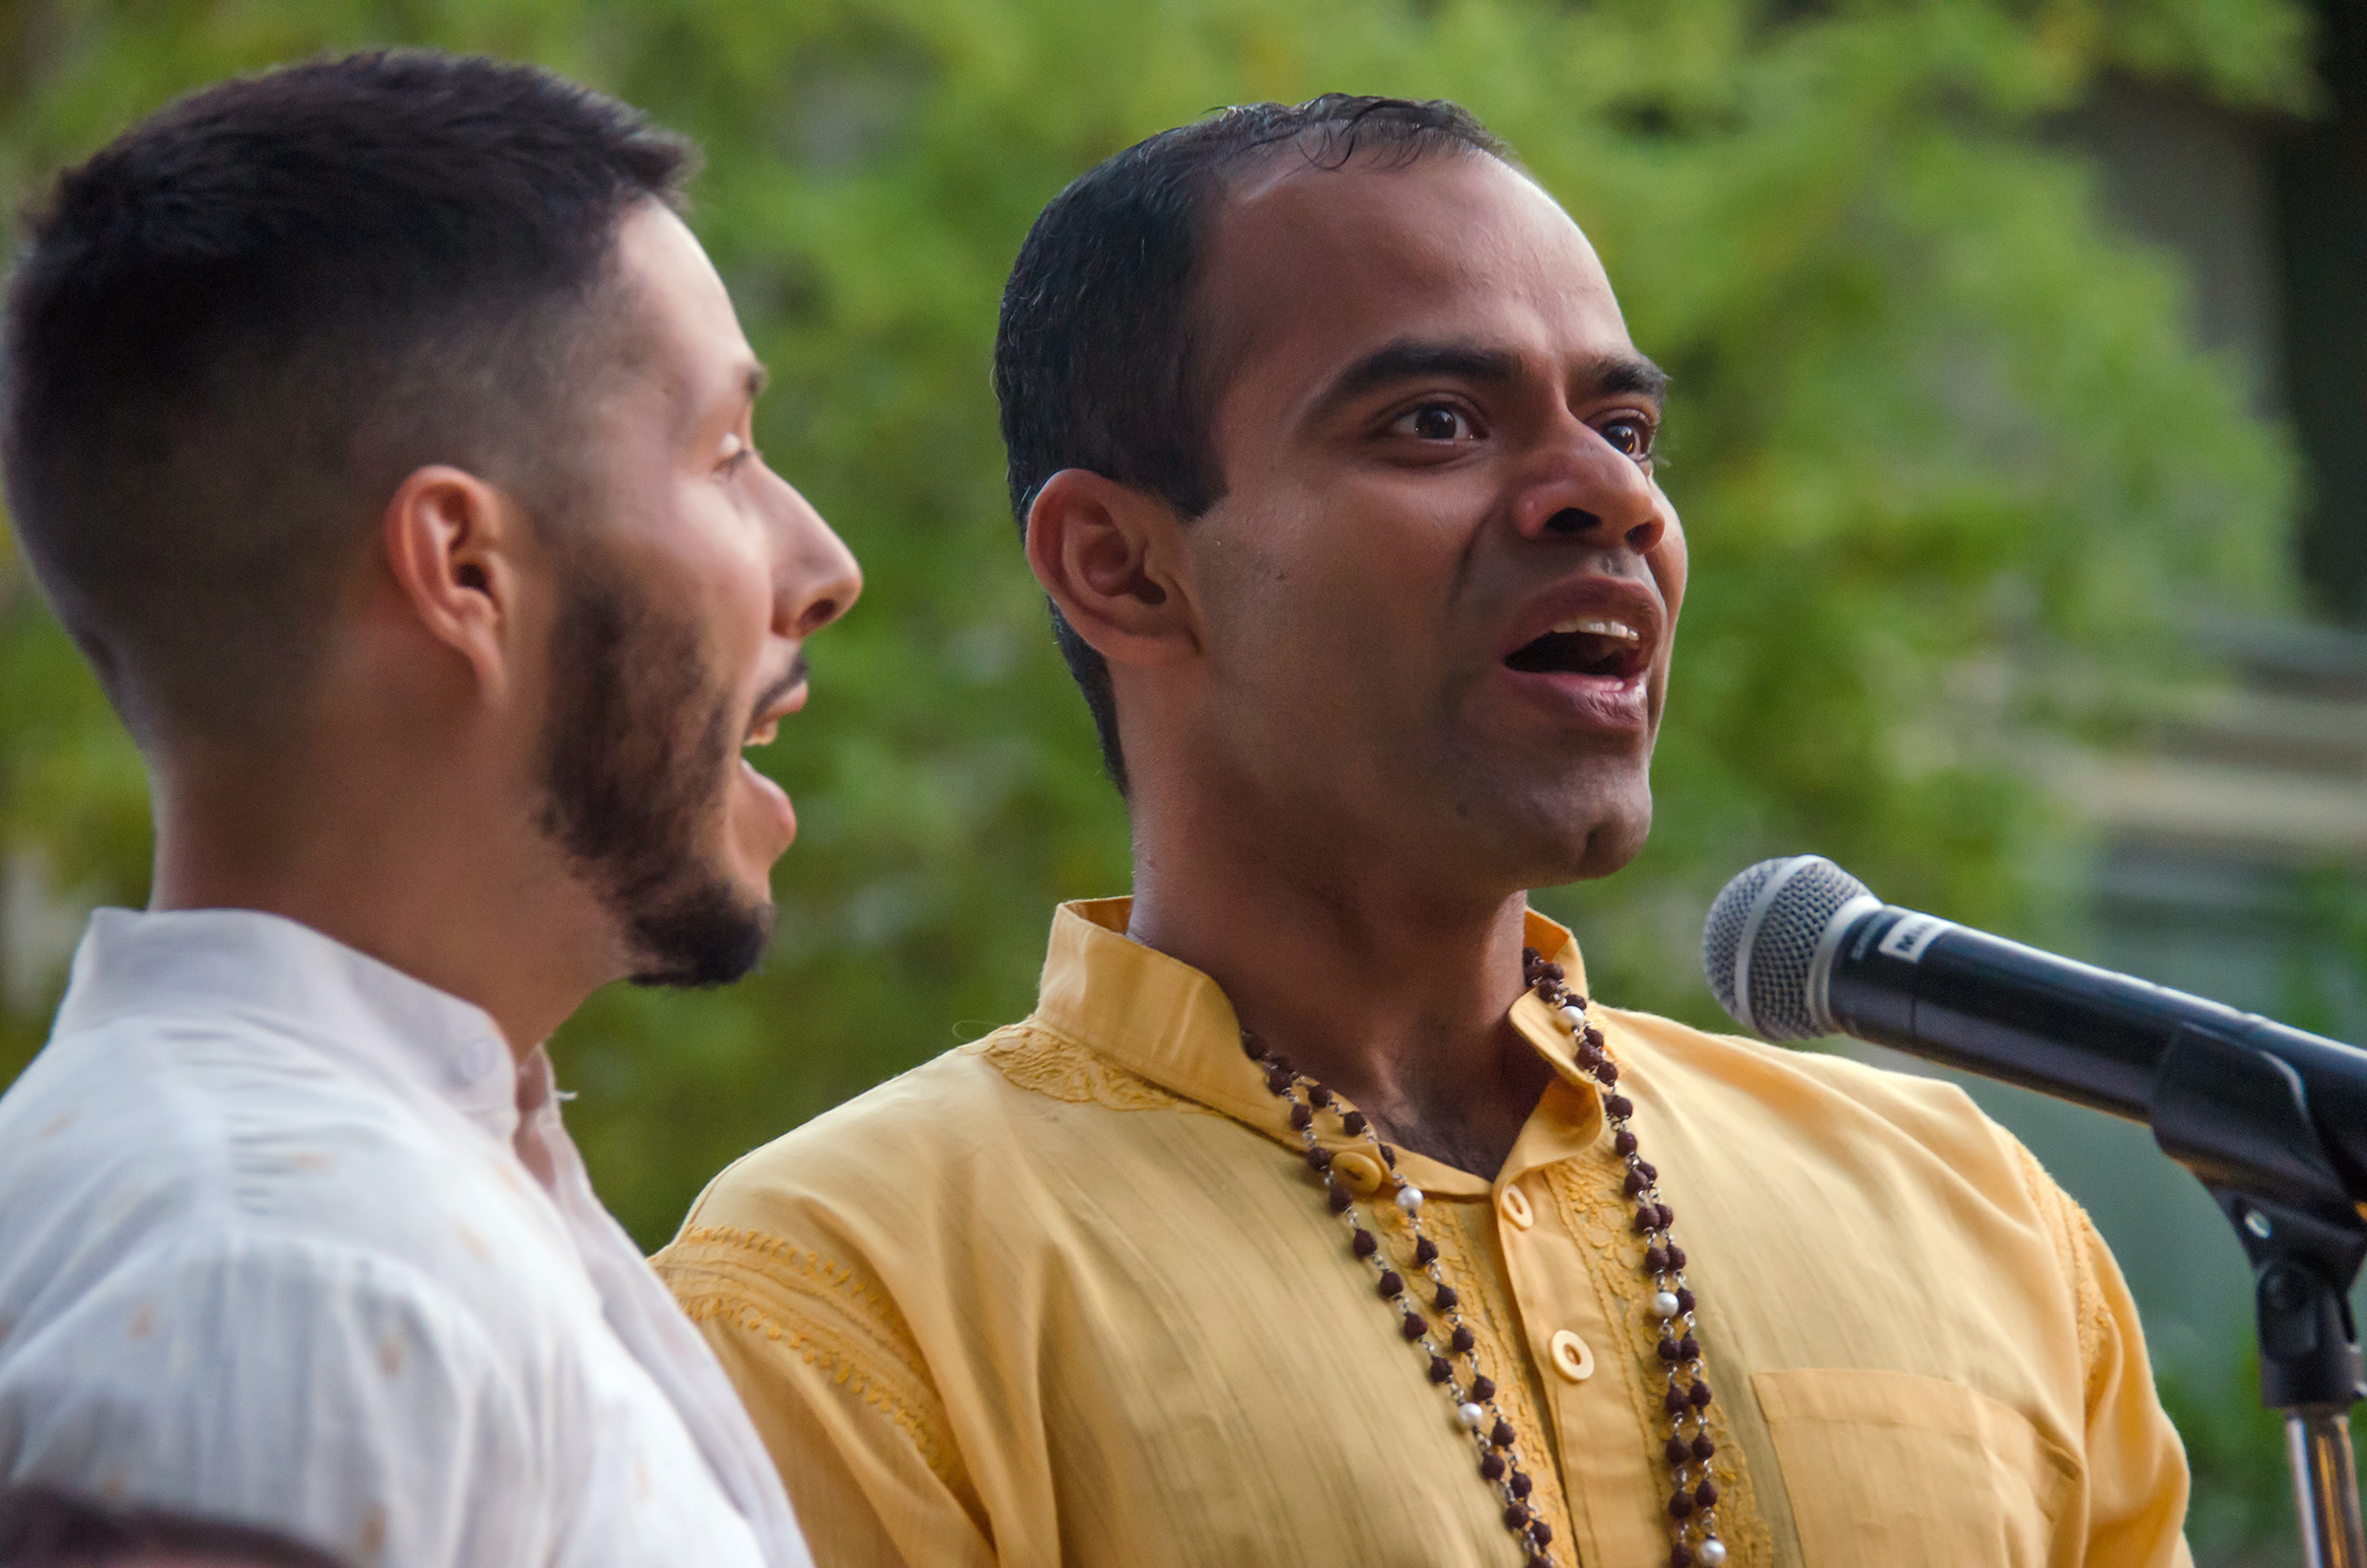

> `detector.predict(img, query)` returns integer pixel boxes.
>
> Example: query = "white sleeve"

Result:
[0,1231,549,1567]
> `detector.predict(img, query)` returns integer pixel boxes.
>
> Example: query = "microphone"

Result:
[1700,855,2367,1209]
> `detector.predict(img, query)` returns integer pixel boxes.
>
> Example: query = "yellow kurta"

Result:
[656,900,2191,1568]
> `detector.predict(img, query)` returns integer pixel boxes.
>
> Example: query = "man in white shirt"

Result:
[0,49,859,1568]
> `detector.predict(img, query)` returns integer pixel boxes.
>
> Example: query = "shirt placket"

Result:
[1496,1018,1670,1566]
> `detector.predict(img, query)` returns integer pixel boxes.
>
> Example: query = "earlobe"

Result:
[381,464,519,702]
[1024,468,1196,668]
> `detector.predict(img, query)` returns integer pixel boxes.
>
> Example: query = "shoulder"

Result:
[0,1226,550,1566]
[2,1223,514,1387]
[1610,1013,2073,1250]
[1602,1004,2018,1168]
[658,1022,1193,1360]
[2,1007,454,1214]
[0,1012,587,1381]
[688,1023,1192,1227]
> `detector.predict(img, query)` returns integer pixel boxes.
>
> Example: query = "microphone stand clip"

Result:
[2153,1023,2367,1566]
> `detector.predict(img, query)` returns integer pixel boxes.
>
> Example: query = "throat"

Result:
[1358,1048,1555,1180]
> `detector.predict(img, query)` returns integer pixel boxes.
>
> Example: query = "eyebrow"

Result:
[1587,353,1670,404]
[1305,337,1669,425]
[1311,339,1523,419]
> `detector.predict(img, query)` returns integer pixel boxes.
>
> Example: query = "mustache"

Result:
[745,654,811,739]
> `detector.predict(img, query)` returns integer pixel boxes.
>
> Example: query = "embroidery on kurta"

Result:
[1421,1200,1578,1546]
[966,1024,1216,1116]
[662,1227,962,1486]
[2013,1139,2116,1397]
[1539,1148,1775,1567]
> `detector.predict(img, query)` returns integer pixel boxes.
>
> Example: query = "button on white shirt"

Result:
[0,908,813,1568]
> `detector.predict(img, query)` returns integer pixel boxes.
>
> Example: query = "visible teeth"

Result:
[745,721,779,748]
[1548,616,1639,641]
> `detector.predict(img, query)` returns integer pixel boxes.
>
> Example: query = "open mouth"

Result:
[741,659,812,753]
[1504,616,1649,681]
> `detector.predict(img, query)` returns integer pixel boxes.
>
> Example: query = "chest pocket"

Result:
[1755,1368,2079,1567]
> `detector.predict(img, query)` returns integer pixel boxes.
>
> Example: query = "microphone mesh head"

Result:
[1700,859,1783,1021]
[1701,856,1872,1041]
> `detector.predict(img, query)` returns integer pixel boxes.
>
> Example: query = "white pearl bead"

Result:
[1651,1290,1683,1319]
[1556,1004,1585,1032]
[1456,1401,1484,1428]
[1396,1184,1425,1214]
[1698,1539,1728,1566]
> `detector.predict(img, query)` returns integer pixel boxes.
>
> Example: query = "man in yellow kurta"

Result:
[656,96,2191,1567]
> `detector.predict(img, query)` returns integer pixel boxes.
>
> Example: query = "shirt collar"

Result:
[54,906,524,1137]
[1030,897,1606,1194]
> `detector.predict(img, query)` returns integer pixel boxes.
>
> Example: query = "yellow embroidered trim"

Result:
[2013,1140,2116,1396]
[660,1227,962,1488]
[1418,1201,1577,1548]
[963,1023,1213,1116]
[1539,1150,1775,1568]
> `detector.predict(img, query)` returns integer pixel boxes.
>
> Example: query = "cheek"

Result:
[1653,513,1688,624]
[663,494,775,660]
[1205,492,1442,691]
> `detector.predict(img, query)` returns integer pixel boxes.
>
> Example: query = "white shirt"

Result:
[0,908,812,1568]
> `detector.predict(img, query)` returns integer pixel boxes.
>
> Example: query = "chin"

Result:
[1508,780,1655,888]
[620,861,777,990]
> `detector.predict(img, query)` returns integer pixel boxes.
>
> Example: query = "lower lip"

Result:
[740,756,798,846]
[1498,666,1651,731]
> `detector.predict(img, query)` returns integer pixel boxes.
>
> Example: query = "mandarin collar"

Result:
[1030,897,1608,1194]
[55,906,526,1138]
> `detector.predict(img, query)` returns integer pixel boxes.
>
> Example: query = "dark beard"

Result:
[536,555,773,988]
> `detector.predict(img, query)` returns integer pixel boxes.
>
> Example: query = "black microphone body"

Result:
[1707,856,2367,1420]
[1706,857,2367,1206]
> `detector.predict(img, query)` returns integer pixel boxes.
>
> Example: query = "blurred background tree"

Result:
[0,0,2337,1559]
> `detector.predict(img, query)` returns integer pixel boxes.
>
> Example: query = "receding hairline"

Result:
[1184,139,1624,475]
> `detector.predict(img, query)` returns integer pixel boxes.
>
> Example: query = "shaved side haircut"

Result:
[1,50,695,747]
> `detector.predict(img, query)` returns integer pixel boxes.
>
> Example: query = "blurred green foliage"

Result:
[0,0,2326,1555]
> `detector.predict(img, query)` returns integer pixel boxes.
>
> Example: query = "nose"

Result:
[768,478,862,640]
[1509,422,1668,556]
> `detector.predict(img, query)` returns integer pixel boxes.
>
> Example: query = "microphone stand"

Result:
[2152,1024,2367,1566]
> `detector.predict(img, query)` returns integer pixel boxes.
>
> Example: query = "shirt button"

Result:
[461,1037,504,1080]
[1499,1184,1535,1231]
[1331,1151,1385,1194]
[1550,1329,1595,1383]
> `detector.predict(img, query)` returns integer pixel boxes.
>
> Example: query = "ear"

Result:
[380,464,528,704]
[1024,468,1196,668]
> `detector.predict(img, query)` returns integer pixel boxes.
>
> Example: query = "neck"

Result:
[146,735,615,1057]
[1124,780,1549,1178]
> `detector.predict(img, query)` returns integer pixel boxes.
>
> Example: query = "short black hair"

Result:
[992,95,1513,793]
[0,49,697,748]
[0,1483,349,1566]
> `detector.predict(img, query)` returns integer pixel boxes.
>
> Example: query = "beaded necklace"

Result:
[1241,947,1727,1568]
